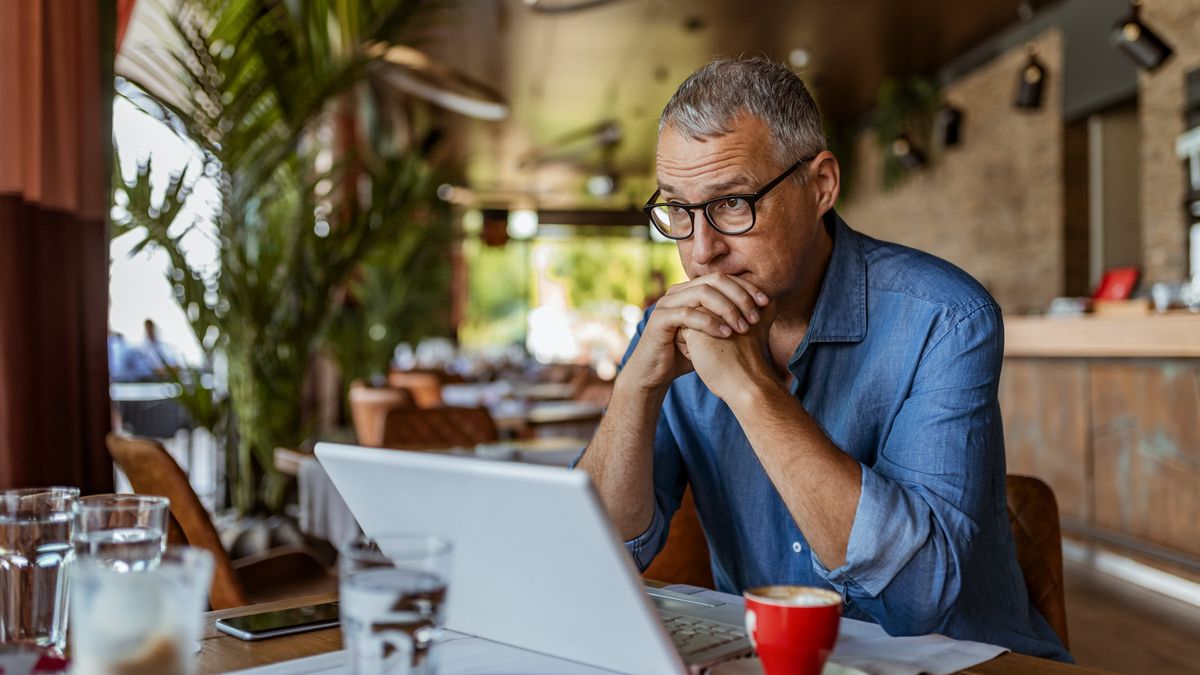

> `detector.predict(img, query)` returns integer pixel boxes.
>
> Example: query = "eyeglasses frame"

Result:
[642,156,815,240]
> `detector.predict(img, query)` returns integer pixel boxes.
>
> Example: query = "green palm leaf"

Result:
[113,0,451,514]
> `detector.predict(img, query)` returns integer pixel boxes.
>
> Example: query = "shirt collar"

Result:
[800,208,867,345]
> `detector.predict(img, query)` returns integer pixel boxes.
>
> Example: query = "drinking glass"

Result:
[73,494,169,572]
[0,487,79,655]
[70,546,213,675]
[340,534,453,675]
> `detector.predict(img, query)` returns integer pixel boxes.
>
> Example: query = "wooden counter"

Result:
[1004,313,1200,358]
[999,313,1200,580]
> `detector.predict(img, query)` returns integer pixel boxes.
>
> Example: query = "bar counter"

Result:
[1004,312,1200,358]
[999,311,1200,580]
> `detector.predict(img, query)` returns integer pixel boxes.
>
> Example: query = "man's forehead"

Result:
[656,119,774,177]
[655,171,758,199]
[655,139,772,196]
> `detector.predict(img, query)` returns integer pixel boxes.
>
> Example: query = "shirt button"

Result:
[792,541,803,554]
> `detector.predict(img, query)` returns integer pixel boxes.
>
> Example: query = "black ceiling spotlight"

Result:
[1111,0,1173,71]
[1014,44,1046,110]
[935,104,964,149]
[890,135,926,171]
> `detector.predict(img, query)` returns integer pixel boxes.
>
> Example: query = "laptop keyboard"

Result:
[659,610,749,656]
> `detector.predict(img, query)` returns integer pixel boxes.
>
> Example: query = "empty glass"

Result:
[73,494,169,572]
[70,546,213,675]
[340,534,453,675]
[0,486,79,655]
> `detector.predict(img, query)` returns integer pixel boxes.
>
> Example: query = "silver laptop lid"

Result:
[315,443,687,675]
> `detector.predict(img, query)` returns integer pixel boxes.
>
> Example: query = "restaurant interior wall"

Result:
[1139,0,1200,285]
[934,0,1197,289]
[1088,101,1142,287]
[839,30,1065,316]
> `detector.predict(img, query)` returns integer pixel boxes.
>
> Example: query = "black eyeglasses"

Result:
[643,157,813,240]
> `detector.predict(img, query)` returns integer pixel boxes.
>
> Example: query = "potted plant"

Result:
[113,0,447,514]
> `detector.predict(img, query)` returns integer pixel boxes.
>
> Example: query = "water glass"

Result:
[340,534,453,675]
[0,487,79,655]
[73,494,169,571]
[70,546,213,675]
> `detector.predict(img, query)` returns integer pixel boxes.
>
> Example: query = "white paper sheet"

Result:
[670,585,1009,675]
[227,588,1008,675]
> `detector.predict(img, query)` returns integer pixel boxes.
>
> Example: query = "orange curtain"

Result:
[0,0,115,492]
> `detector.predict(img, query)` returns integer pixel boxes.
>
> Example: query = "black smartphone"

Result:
[215,601,340,641]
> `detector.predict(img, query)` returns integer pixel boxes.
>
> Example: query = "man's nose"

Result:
[687,211,729,266]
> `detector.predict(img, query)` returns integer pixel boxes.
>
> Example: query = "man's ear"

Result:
[809,150,840,216]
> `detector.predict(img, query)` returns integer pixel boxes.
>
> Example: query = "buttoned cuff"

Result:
[624,505,667,571]
[812,465,931,598]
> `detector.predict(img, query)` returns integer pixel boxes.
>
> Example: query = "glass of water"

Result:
[0,487,79,655]
[340,534,453,675]
[70,546,213,675]
[73,494,169,572]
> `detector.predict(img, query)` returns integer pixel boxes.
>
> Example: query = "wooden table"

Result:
[197,594,1111,675]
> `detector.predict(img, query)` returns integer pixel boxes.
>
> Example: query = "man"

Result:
[577,57,1071,661]
[107,329,136,382]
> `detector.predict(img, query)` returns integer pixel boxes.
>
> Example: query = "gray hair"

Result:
[659,57,827,176]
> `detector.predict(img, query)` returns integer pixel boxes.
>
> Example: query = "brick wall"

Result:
[838,30,1064,315]
[841,1,1200,306]
[1139,0,1200,284]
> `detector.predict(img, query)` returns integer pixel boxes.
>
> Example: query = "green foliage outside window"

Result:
[458,226,686,354]
[458,239,531,349]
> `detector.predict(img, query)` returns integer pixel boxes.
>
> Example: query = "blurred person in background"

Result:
[117,319,181,382]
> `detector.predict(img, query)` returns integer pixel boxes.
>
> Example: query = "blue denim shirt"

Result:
[620,210,1071,662]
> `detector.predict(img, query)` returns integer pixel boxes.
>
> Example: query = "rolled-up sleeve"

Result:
[625,499,668,569]
[812,301,1005,635]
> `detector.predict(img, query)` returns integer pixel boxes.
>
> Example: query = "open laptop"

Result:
[315,442,753,675]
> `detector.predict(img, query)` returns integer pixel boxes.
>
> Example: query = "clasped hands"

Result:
[628,273,778,402]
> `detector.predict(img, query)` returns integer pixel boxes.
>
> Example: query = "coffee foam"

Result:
[745,585,840,607]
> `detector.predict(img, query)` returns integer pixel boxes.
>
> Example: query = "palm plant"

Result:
[113,0,448,514]
[326,197,455,385]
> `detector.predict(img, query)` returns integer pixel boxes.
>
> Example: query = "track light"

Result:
[935,105,964,148]
[1111,1,1173,71]
[586,172,618,197]
[1014,45,1046,110]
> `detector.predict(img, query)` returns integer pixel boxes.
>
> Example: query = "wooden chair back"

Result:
[1007,474,1070,649]
[643,488,714,588]
[379,405,500,450]
[104,432,248,609]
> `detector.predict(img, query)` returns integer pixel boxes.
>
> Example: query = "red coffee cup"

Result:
[743,586,842,675]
